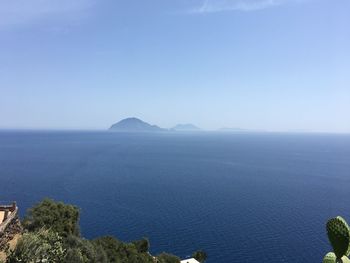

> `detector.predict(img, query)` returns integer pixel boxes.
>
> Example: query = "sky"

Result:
[0,0,349,132]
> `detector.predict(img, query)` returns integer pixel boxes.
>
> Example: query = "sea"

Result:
[1,131,350,262]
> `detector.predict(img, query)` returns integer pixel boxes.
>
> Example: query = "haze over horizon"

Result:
[1,0,349,133]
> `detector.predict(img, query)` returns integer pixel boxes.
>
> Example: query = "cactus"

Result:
[338,217,350,256]
[323,217,350,262]
[326,216,350,260]
[323,252,337,263]
[323,252,350,263]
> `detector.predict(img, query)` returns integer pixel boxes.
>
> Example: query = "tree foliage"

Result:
[156,252,181,263]
[4,198,204,263]
[132,238,150,253]
[22,198,80,237]
[6,229,66,263]
[192,250,207,262]
[93,236,154,263]
[64,235,108,263]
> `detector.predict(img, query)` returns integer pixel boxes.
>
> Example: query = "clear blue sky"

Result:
[0,0,349,132]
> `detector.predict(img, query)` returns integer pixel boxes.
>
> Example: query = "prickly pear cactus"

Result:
[323,252,336,263]
[323,252,350,263]
[339,217,350,256]
[326,216,350,259]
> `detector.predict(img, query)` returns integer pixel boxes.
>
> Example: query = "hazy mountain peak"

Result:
[109,117,163,132]
[172,123,201,131]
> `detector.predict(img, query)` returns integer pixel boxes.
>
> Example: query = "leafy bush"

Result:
[132,238,150,253]
[157,252,181,263]
[93,236,153,263]
[23,198,80,237]
[4,198,199,263]
[6,229,66,263]
[192,250,207,262]
[64,235,108,263]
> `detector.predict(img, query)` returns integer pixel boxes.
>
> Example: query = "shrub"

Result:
[133,238,150,253]
[157,252,181,263]
[6,229,66,263]
[22,198,80,237]
[93,236,153,263]
[13,199,184,263]
[192,250,207,262]
[64,235,108,263]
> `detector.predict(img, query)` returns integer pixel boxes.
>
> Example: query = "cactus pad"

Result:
[327,217,350,259]
[323,252,336,263]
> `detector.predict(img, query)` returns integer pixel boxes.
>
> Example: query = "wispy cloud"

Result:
[0,0,94,29]
[191,0,302,13]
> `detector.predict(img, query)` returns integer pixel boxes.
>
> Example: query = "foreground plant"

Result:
[323,216,350,263]
[1,198,207,262]
[6,229,66,263]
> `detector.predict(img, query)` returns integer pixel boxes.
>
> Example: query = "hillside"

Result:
[109,118,164,132]
[172,124,201,131]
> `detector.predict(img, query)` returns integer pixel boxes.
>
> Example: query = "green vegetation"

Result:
[92,236,153,263]
[22,198,80,237]
[64,235,108,263]
[192,250,207,263]
[156,253,181,263]
[6,229,66,263]
[132,238,150,253]
[323,216,350,263]
[5,199,206,263]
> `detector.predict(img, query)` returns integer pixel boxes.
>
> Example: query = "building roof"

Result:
[180,258,200,263]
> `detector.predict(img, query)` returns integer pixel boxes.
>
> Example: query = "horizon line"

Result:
[0,127,349,135]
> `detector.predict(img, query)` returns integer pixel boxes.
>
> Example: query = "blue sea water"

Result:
[1,131,350,262]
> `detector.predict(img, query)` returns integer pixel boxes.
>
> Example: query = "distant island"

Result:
[109,117,164,132]
[109,118,253,133]
[109,118,202,133]
[171,123,201,131]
